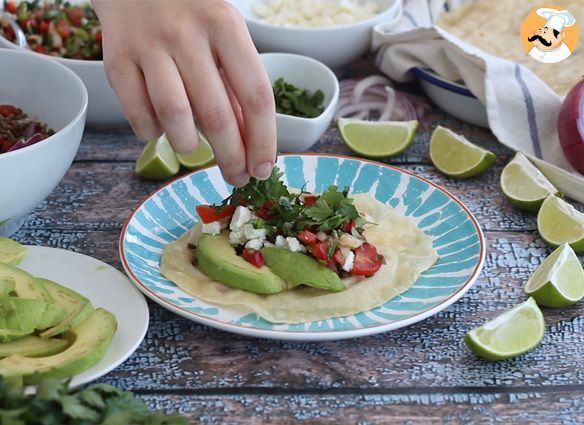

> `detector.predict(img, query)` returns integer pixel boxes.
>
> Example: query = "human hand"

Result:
[92,0,277,186]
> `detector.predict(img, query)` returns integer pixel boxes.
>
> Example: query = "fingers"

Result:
[212,7,277,180]
[174,46,250,186]
[105,58,162,141]
[141,52,199,154]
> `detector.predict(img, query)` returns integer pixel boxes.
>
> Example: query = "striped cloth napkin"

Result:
[372,0,584,203]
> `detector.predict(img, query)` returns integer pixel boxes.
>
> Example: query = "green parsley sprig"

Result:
[273,78,325,119]
[0,376,188,425]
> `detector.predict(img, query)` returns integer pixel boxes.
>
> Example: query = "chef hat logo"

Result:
[520,4,579,64]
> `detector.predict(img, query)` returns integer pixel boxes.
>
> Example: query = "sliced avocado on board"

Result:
[0,276,15,296]
[196,233,288,294]
[261,248,346,292]
[0,297,66,340]
[0,237,27,266]
[35,278,93,338]
[0,262,52,303]
[0,335,69,358]
[0,308,117,381]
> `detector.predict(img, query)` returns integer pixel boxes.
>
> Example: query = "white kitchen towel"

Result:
[372,0,584,203]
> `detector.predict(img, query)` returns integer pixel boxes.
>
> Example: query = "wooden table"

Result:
[12,70,584,423]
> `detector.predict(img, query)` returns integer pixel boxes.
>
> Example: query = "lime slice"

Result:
[464,297,545,360]
[0,237,27,266]
[500,153,558,212]
[429,126,496,178]
[337,118,419,158]
[537,195,584,252]
[135,134,180,180]
[176,134,215,169]
[524,243,584,308]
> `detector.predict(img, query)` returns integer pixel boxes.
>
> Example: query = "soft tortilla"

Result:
[160,194,438,323]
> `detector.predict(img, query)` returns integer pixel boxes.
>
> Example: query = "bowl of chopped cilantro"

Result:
[262,53,339,152]
[0,49,88,236]
[0,0,125,125]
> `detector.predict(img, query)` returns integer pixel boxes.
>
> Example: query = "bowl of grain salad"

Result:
[0,49,87,236]
[228,0,403,68]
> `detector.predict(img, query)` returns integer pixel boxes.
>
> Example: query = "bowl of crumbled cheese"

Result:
[228,0,402,68]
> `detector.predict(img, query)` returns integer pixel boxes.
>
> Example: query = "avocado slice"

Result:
[35,278,93,338]
[196,233,288,294]
[0,308,117,381]
[0,237,27,266]
[261,248,346,292]
[0,297,66,339]
[0,277,15,297]
[0,263,52,302]
[0,335,69,358]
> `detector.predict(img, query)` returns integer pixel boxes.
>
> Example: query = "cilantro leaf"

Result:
[273,78,325,118]
[226,167,290,209]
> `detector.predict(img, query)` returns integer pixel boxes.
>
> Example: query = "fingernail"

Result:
[231,172,251,187]
[254,162,273,179]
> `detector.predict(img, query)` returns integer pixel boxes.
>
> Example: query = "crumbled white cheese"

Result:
[342,250,355,272]
[263,241,275,248]
[230,206,252,230]
[201,221,222,236]
[243,223,268,240]
[253,0,380,28]
[275,235,287,248]
[245,238,264,251]
[286,237,306,253]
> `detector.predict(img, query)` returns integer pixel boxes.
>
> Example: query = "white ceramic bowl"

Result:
[412,68,489,128]
[0,0,125,125]
[230,0,403,68]
[261,53,339,152]
[0,50,88,236]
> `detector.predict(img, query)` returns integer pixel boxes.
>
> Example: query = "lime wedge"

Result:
[135,134,180,180]
[176,133,215,169]
[464,297,545,360]
[337,119,419,158]
[500,153,558,212]
[429,126,496,178]
[537,195,584,252]
[524,243,584,308]
[0,237,27,266]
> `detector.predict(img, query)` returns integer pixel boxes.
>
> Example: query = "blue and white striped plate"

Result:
[120,154,485,341]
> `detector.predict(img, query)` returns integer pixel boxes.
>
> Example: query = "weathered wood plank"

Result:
[76,102,511,165]
[19,160,559,234]
[138,391,584,424]
[12,228,583,390]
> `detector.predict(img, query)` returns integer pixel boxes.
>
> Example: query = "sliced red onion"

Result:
[378,87,396,121]
[352,75,392,102]
[7,133,45,152]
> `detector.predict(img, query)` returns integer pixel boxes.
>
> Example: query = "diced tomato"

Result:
[5,1,17,14]
[351,243,382,276]
[311,241,330,262]
[333,249,345,265]
[95,30,102,44]
[66,6,85,26]
[32,45,46,53]
[342,219,356,233]
[303,194,318,206]
[56,19,71,38]
[196,204,235,224]
[255,207,271,220]
[242,248,264,268]
[263,199,276,209]
[298,230,317,245]
[0,105,17,117]
[39,20,50,34]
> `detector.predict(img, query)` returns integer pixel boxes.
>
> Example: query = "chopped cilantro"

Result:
[273,78,325,119]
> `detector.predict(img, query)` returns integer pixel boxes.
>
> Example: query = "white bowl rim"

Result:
[261,52,340,122]
[234,0,402,33]
[0,50,89,160]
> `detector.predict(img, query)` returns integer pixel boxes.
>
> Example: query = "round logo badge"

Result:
[521,5,579,64]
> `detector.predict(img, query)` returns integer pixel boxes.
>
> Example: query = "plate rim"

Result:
[20,245,149,386]
[119,153,485,341]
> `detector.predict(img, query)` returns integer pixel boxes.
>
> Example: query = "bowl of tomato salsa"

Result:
[0,0,124,125]
[0,49,88,236]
